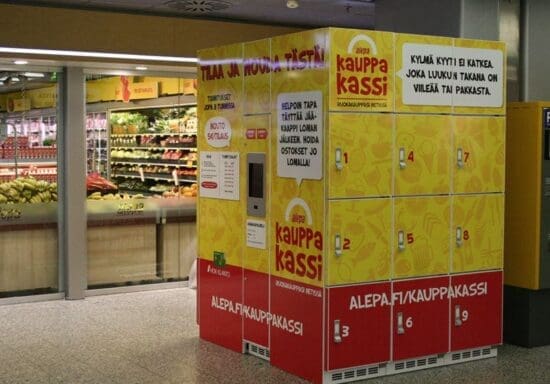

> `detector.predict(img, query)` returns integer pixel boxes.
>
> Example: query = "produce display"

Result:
[86,172,118,194]
[0,177,57,204]
[109,105,198,197]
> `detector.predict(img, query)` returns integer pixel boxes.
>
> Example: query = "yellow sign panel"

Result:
[7,98,31,112]
[243,38,271,115]
[452,193,503,273]
[328,113,392,198]
[327,198,391,285]
[394,196,451,279]
[329,28,394,112]
[115,81,159,101]
[270,29,328,287]
[27,86,57,108]
[395,114,451,195]
[453,116,505,193]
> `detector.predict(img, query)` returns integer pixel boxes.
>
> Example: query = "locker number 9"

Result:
[462,310,469,322]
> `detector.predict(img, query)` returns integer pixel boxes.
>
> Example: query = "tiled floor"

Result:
[0,288,549,384]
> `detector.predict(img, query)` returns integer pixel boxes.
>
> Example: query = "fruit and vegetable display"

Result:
[86,172,118,194]
[108,105,198,198]
[0,177,57,204]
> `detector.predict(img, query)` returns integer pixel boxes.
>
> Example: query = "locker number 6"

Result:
[406,317,413,328]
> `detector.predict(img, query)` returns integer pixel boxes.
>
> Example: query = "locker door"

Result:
[394,196,450,279]
[328,113,393,199]
[450,271,503,351]
[327,198,392,286]
[393,276,450,361]
[395,115,451,196]
[326,282,392,370]
[453,116,505,194]
[452,194,504,273]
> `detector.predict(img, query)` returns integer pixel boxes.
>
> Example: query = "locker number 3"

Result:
[342,325,350,338]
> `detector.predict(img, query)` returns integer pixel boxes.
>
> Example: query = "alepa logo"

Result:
[275,198,323,281]
[335,34,389,97]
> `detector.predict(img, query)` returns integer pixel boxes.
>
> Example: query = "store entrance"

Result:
[84,73,198,290]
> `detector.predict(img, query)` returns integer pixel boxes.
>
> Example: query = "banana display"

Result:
[0,177,57,204]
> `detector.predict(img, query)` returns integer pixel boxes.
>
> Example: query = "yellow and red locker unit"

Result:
[197,28,505,383]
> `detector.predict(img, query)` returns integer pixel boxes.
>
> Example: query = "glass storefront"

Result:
[0,68,61,298]
[84,75,197,289]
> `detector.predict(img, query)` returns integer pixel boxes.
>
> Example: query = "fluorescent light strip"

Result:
[0,47,197,63]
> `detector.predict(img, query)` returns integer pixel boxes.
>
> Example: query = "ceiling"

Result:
[3,0,376,29]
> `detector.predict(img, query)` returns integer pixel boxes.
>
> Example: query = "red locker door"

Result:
[392,276,450,361]
[450,271,503,351]
[326,282,392,370]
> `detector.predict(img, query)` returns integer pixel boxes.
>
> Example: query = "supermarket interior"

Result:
[0,1,550,383]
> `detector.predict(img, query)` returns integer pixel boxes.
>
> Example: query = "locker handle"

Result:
[457,147,464,169]
[398,230,405,251]
[456,226,463,248]
[454,305,462,326]
[334,319,342,343]
[335,147,344,171]
[399,147,406,169]
[335,234,343,257]
[397,312,405,334]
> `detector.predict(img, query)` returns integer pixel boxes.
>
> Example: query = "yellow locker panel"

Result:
[453,116,505,193]
[395,115,451,196]
[452,193,504,273]
[394,196,450,279]
[327,113,393,199]
[327,198,392,285]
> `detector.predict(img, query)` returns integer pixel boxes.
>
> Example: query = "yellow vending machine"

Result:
[197,28,506,384]
[505,102,550,347]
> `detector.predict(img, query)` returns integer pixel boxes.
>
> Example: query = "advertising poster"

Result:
[329,28,394,112]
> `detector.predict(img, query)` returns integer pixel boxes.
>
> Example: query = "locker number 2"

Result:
[343,238,351,250]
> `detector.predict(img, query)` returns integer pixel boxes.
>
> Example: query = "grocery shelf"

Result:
[111,146,197,151]
[111,132,197,137]
[111,160,196,168]
[112,173,197,183]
